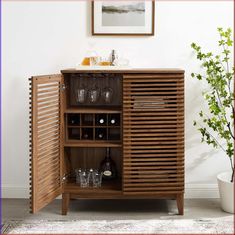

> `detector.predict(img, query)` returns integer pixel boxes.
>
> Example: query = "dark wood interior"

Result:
[29,69,185,216]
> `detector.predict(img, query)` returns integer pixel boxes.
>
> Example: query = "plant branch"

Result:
[197,123,227,153]
[229,157,234,183]
[219,33,235,129]
[231,167,234,183]
[227,122,235,140]
[192,28,234,181]
[220,34,230,73]
[213,79,234,140]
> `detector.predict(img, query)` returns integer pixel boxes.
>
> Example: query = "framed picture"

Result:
[92,1,155,36]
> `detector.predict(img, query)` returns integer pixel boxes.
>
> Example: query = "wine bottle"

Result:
[69,114,80,125]
[109,114,119,126]
[96,114,106,126]
[99,118,105,125]
[82,128,92,140]
[100,148,117,180]
[96,128,106,140]
[110,118,116,125]
[83,132,89,139]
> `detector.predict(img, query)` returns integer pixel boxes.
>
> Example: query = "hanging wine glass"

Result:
[88,75,100,103]
[102,74,113,104]
[77,75,87,104]
[102,87,113,104]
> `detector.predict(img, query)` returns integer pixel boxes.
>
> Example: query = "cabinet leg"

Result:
[176,193,184,215]
[62,193,70,215]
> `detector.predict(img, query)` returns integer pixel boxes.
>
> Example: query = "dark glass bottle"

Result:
[96,114,106,126]
[68,114,80,125]
[82,128,92,140]
[96,128,106,140]
[100,148,117,180]
[109,114,120,126]
[83,131,89,139]
[110,118,116,125]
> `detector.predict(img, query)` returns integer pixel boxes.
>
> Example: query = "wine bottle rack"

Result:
[66,113,121,142]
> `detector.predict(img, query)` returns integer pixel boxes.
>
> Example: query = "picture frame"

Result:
[92,1,155,36]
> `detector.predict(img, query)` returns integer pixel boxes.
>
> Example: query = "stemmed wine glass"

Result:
[88,75,100,103]
[102,74,113,104]
[102,87,113,103]
[77,75,87,104]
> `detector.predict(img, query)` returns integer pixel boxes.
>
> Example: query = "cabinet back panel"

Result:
[66,147,123,179]
[64,73,122,108]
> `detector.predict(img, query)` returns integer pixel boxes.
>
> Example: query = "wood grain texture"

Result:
[122,74,184,197]
[30,70,184,215]
[61,69,185,74]
[29,75,63,213]
[177,193,184,215]
[62,193,70,216]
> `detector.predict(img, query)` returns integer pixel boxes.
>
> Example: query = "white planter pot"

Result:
[217,172,234,213]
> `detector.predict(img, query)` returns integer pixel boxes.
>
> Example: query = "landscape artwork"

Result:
[102,1,145,26]
[92,0,154,35]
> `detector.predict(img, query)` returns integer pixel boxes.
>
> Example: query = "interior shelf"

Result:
[64,178,122,195]
[68,126,120,128]
[65,107,122,114]
[64,141,122,147]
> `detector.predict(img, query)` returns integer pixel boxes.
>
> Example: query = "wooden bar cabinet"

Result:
[29,69,185,215]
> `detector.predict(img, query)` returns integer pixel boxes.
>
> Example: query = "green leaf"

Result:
[191,27,234,167]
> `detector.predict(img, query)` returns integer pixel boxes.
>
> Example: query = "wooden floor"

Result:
[2,198,231,221]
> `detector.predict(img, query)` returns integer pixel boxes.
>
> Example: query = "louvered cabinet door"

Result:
[29,75,63,213]
[123,73,184,195]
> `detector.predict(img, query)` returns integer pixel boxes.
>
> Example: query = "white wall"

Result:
[2,0,234,198]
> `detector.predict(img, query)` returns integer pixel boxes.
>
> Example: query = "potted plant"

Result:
[191,28,234,213]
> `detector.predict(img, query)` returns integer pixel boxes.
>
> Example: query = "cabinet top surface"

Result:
[61,68,185,74]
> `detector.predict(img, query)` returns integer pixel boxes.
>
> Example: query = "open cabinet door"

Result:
[29,74,64,213]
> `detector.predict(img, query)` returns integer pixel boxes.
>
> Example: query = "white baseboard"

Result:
[185,183,219,199]
[2,184,219,199]
[2,184,29,199]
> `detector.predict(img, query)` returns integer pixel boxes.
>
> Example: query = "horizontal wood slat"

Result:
[37,96,59,104]
[123,74,184,195]
[124,174,184,180]
[30,74,62,213]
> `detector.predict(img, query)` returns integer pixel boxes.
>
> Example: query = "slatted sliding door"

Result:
[123,73,184,195]
[29,75,63,213]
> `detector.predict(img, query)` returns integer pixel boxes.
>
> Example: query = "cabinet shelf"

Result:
[64,141,122,147]
[68,126,120,128]
[65,178,122,196]
[65,107,122,114]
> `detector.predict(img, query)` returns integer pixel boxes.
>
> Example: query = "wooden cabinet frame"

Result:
[29,69,185,215]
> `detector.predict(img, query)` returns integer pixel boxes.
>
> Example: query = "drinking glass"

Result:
[75,168,82,184]
[102,87,113,104]
[90,56,100,66]
[77,169,91,188]
[92,170,103,188]
[88,87,99,103]
[77,87,86,103]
